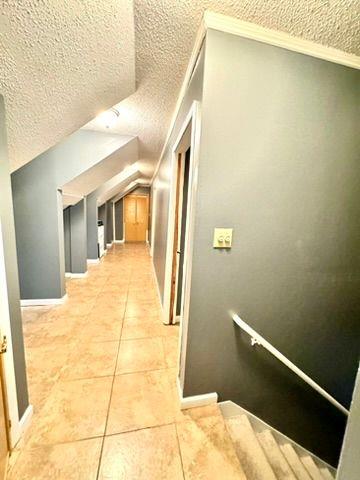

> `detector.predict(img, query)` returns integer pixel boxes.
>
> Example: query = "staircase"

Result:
[219,402,336,480]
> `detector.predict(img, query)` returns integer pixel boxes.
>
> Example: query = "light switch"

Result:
[213,228,233,248]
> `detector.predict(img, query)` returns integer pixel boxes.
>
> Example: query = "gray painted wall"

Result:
[98,204,107,251]
[63,201,86,274]
[86,193,98,260]
[151,45,205,302]
[132,186,150,196]
[182,30,360,465]
[0,96,29,417]
[69,199,87,274]
[11,132,136,299]
[63,207,71,273]
[114,199,124,241]
[337,365,360,480]
[106,201,113,245]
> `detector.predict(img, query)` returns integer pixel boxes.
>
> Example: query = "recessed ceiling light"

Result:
[97,108,120,128]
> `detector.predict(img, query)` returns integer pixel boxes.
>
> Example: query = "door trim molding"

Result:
[162,102,200,328]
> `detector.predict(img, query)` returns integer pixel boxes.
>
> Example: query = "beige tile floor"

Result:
[8,244,244,479]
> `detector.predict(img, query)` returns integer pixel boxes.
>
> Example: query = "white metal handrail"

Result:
[232,313,349,416]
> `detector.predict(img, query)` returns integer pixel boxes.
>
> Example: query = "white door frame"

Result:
[0,221,30,448]
[172,155,186,323]
[162,101,201,388]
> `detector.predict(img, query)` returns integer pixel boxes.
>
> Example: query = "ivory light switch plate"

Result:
[213,228,233,248]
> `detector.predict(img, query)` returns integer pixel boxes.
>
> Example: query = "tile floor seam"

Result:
[95,261,131,480]
[174,421,187,480]
[103,421,177,438]
[113,366,173,377]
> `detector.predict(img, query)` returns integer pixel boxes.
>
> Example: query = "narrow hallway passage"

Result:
[8,244,244,479]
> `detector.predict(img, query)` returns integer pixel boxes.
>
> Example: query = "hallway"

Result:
[8,244,244,479]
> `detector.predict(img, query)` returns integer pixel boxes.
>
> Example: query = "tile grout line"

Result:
[95,250,132,480]
[174,422,187,480]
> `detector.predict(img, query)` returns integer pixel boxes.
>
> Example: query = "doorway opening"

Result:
[161,101,201,388]
[170,147,191,325]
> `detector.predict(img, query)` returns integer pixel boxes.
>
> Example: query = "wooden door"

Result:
[124,195,149,242]
[0,335,9,480]
[136,196,149,242]
[124,195,138,242]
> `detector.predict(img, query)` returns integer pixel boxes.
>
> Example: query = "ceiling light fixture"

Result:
[97,108,120,129]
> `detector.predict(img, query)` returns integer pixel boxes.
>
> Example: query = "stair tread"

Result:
[301,455,325,480]
[257,430,297,480]
[225,415,277,480]
[280,443,312,480]
[177,407,248,480]
[319,466,335,480]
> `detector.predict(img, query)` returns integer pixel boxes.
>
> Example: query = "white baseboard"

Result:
[114,239,124,244]
[87,258,99,264]
[11,404,33,447]
[20,293,68,307]
[69,271,88,279]
[65,272,72,278]
[177,377,218,410]
[106,242,113,248]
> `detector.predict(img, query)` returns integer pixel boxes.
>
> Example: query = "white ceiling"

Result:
[0,1,135,172]
[2,1,359,176]
[83,0,360,179]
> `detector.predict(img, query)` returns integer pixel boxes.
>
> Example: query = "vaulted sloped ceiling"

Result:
[84,0,360,178]
[0,1,135,172]
[1,1,359,176]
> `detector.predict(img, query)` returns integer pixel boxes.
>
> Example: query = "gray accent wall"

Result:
[106,201,114,245]
[11,132,136,299]
[69,199,87,274]
[131,186,150,196]
[114,199,124,241]
[98,204,107,251]
[151,32,360,465]
[0,96,29,417]
[86,193,98,260]
[63,200,86,274]
[183,30,360,465]
[63,207,71,273]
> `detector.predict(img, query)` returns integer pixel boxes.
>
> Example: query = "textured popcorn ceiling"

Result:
[1,1,359,174]
[0,1,135,171]
[84,0,360,178]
